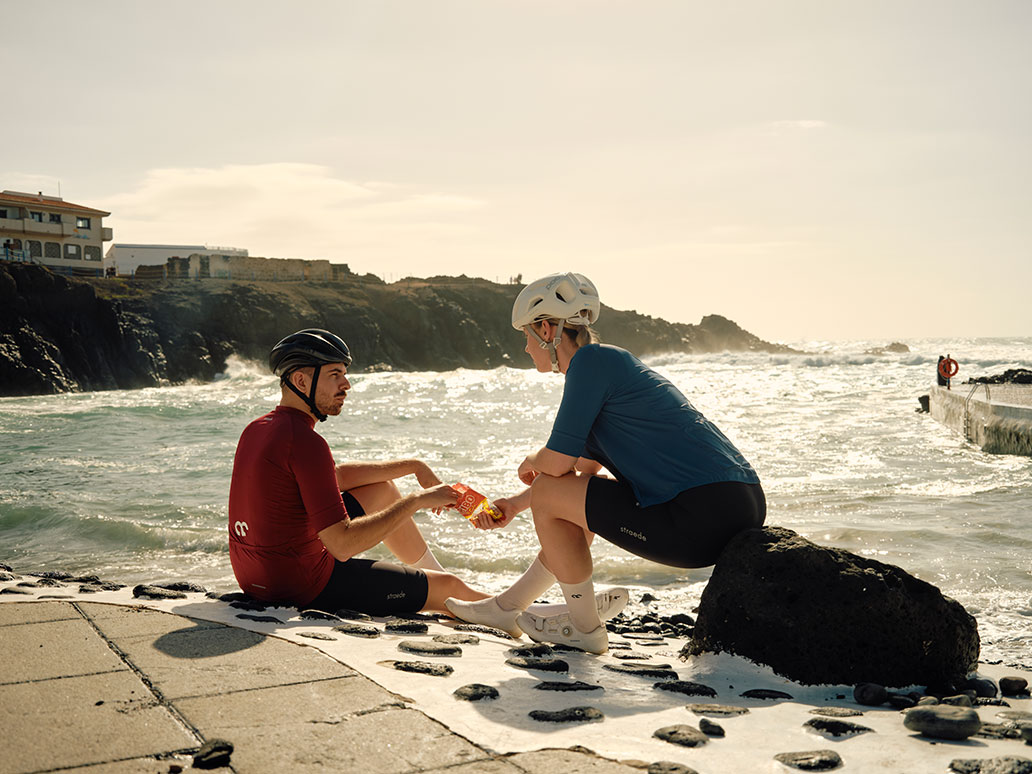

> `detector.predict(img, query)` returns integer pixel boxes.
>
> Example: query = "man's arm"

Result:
[335,459,441,491]
[318,484,457,561]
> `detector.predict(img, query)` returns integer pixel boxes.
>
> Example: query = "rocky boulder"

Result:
[681,526,979,687]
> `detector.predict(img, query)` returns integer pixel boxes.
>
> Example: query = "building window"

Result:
[0,209,7,219]
[45,242,60,259]
[28,241,42,258]
[76,216,91,229]
[30,211,44,223]
[49,213,62,224]
[84,246,101,262]
[65,243,81,260]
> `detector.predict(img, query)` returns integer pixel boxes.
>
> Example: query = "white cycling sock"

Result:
[560,578,602,633]
[410,547,444,572]
[496,555,557,611]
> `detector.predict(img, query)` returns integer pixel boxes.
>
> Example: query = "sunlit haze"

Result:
[4,1,1029,342]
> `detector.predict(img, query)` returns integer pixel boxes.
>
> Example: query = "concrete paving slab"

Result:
[421,761,526,774]
[78,602,224,640]
[108,625,354,699]
[507,749,642,774]
[0,617,126,684]
[55,757,227,774]
[0,671,197,774]
[0,600,81,626]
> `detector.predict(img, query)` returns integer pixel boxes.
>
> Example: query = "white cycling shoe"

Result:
[516,610,610,654]
[445,586,629,639]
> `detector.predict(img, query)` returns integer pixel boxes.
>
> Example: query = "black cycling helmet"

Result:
[269,329,352,422]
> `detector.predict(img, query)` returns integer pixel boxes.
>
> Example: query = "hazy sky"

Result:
[5,1,1029,342]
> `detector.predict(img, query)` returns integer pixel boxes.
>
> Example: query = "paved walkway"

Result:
[0,601,640,774]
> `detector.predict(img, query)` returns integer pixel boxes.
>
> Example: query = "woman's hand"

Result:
[470,496,519,530]
[517,456,539,486]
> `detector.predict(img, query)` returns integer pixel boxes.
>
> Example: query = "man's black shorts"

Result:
[305,491,429,615]
[585,477,766,568]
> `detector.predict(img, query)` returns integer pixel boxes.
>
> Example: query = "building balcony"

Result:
[24,220,63,236]
[0,217,25,235]
[102,227,113,241]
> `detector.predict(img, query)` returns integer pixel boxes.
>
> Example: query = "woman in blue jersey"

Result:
[446,272,765,654]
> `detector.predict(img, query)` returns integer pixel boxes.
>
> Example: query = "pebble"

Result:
[379,660,454,677]
[1021,724,1032,744]
[974,723,1024,741]
[613,652,652,660]
[529,706,604,723]
[434,633,479,645]
[30,571,73,580]
[804,718,875,738]
[79,582,125,593]
[653,724,708,748]
[299,609,341,621]
[507,643,554,658]
[398,640,462,657]
[132,584,187,600]
[192,739,234,769]
[0,571,15,581]
[505,657,569,673]
[943,694,975,707]
[0,587,32,595]
[965,678,1000,698]
[948,757,1032,774]
[155,581,208,593]
[17,581,40,588]
[453,684,499,701]
[298,631,336,641]
[534,680,603,692]
[37,595,74,599]
[698,718,725,737]
[687,703,750,717]
[332,622,380,638]
[334,608,373,621]
[887,693,918,710]
[385,619,428,635]
[809,708,863,718]
[653,680,717,698]
[603,663,678,680]
[235,614,283,624]
[228,600,269,612]
[773,750,843,771]
[854,682,888,706]
[741,689,793,700]
[647,763,698,774]
[904,706,982,740]
[1001,677,1031,696]
[453,623,516,639]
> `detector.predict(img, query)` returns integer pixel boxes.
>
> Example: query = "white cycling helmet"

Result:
[511,272,600,331]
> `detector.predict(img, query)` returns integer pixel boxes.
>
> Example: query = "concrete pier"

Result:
[929,382,1032,456]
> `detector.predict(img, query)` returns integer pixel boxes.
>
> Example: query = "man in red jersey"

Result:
[228,329,488,614]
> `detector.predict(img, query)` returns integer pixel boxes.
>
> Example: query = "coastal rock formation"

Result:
[0,260,798,397]
[682,526,980,687]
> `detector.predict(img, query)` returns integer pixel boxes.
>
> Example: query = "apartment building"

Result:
[0,190,112,276]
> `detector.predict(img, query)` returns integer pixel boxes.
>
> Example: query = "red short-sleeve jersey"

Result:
[228,406,349,605]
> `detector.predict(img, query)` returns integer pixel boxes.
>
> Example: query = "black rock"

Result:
[79,582,125,593]
[774,750,843,771]
[37,594,74,599]
[529,706,604,723]
[334,608,373,621]
[452,623,516,638]
[741,689,793,700]
[641,593,658,604]
[683,526,979,687]
[647,763,698,774]
[975,698,1011,707]
[534,680,603,692]
[699,718,725,737]
[236,614,283,624]
[948,757,1032,774]
[0,571,16,581]
[133,584,187,600]
[809,707,863,718]
[0,563,11,571]
[653,680,717,698]
[973,723,1024,741]
[398,640,461,657]
[453,683,499,701]
[1,587,33,595]
[17,581,40,588]
[687,703,750,717]
[299,609,342,621]
[1001,677,1030,696]
[155,581,208,593]
[69,574,100,584]
[298,631,336,641]
[964,677,999,698]
[385,619,428,634]
[653,724,708,748]
[854,683,888,706]
[505,657,569,673]
[942,694,974,707]
[904,706,982,740]
[804,718,874,738]
[29,571,73,580]
[603,663,678,680]
[379,660,454,677]
[507,643,553,658]
[434,633,479,645]
[193,739,234,769]
[34,578,64,587]
[887,693,918,710]
[332,622,380,638]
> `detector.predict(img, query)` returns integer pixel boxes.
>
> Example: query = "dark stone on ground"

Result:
[904,706,982,740]
[974,723,1024,740]
[529,706,604,723]
[34,578,64,587]
[622,632,666,642]
[1,587,32,594]
[399,640,462,657]
[17,581,40,588]
[69,574,100,584]
[434,633,479,645]
[534,680,603,692]
[698,718,725,737]
[968,369,1032,385]
[653,680,717,698]
[379,660,454,677]
[608,642,631,650]
[773,750,843,771]
[854,683,889,705]
[603,663,678,680]
[653,725,708,748]
[505,656,569,673]
[804,718,874,738]
[810,707,863,718]
[37,594,74,599]
[0,571,16,581]
[949,757,1032,774]
[192,739,234,769]
[385,619,428,634]
[613,652,652,660]
[79,582,125,593]
[298,631,336,641]
[976,698,1011,707]
[155,581,208,593]
[236,614,283,624]
[647,763,698,774]
[0,563,11,571]
[300,609,342,621]
[1001,677,1030,696]
[741,688,793,700]
[334,608,373,621]
[887,693,918,709]
[943,694,975,707]
[507,643,553,658]
[29,570,73,580]
[684,526,980,687]
[641,593,658,604]
[228,599,268,612]
[332,622,380,638]
[965,677,999,698]
[133,584,187,600]
[687,703,750,717]
[453,683,499,701]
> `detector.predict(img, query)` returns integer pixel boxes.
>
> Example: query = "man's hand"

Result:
[416,483,458,514]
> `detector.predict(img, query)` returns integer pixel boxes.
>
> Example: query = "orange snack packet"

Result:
[452,483,503,520]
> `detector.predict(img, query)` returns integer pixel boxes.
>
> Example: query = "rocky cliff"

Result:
[0,261,797,396]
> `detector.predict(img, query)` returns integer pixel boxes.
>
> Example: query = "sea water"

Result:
[1,338,1030,664]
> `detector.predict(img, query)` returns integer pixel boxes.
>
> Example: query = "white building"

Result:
[0,190,113,276]
[105,243,249,277]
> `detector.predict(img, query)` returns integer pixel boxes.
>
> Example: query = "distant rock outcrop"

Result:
[681,526,979,688]
[864,342,910,355]
[0,261,798,396]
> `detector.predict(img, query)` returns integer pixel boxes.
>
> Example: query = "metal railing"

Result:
[963,382,991,441]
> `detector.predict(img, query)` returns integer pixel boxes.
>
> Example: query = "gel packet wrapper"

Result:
[451,483,503,520]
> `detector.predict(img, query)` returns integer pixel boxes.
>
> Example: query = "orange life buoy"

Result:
[938,357,959,380]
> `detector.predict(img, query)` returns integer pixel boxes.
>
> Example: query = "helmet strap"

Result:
[527,323,561,373]
[283,365,328,422]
